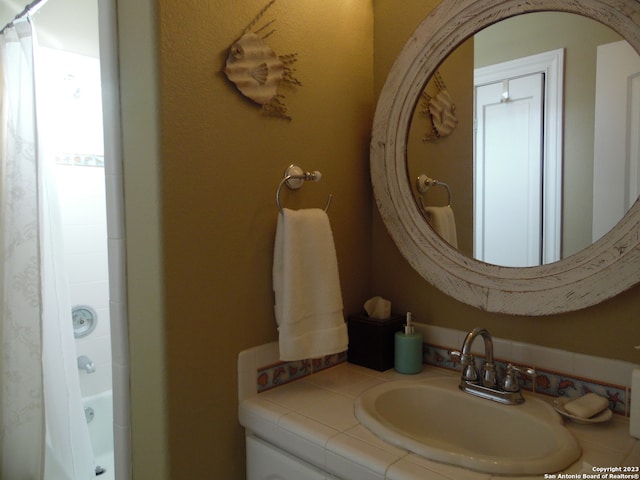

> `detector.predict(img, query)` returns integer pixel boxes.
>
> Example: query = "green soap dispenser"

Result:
[394,312,423,374]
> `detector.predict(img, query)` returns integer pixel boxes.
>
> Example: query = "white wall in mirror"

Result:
[593,40,640,242]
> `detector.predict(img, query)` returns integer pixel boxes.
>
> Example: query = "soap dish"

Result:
[553,397,612,424]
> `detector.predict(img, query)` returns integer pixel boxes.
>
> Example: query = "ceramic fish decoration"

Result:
[421,71,458,141]
[225,32,282,106]
[223,0,301,119]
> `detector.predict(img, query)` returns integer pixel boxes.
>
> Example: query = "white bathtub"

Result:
[44,390,115,479]
[83,390,115,479]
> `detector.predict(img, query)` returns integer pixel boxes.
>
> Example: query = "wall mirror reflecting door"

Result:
[407,11,640,267]
[371,0,640,315]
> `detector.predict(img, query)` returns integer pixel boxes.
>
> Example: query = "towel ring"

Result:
[416,174,452,208]
[276,164,333,214]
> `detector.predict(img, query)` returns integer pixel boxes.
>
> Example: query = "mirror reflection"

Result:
[408,12,640,267]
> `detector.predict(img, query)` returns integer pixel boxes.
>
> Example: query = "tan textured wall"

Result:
[407,39,475,256]
[157,0,373,478]
[372,1,640,364]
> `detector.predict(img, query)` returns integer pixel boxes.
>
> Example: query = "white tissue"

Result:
[363,296,391,319]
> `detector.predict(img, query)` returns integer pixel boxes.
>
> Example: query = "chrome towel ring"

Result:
[416,173,452,208]
[276,164,333,214]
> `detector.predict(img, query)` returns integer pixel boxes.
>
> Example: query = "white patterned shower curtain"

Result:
[0,18,94,480]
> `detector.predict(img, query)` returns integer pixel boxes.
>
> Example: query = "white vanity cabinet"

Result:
[246,434,341,480]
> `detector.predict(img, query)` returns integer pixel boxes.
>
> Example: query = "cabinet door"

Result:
[246,435,328,480]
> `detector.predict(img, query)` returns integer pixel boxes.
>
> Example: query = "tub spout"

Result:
[77,355,96,374]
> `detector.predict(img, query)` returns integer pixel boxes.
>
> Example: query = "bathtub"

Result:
[44,390,115,479]
[83,390,115,479]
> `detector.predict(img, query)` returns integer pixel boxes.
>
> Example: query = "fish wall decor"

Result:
[223,0,301,119]
[420,71,458,141]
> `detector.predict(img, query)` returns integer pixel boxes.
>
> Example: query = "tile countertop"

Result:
[239,362,640,480]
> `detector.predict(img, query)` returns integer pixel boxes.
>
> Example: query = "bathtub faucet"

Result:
[77,355,96,374]
[450,327,535,405]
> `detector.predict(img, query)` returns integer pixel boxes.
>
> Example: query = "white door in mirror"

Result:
[475,74,545,266]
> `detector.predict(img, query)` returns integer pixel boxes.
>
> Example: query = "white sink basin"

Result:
[354,376,581,475]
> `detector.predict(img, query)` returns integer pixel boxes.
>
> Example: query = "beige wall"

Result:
[407,39,475,255]
[115,0,640,478]
[153,0,372,478]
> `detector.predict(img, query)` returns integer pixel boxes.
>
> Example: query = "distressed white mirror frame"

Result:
[371,0,640,315]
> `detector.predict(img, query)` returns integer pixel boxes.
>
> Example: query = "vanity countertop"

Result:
[239,362,640,480]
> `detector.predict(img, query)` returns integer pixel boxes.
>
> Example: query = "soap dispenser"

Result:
[394,312,423,374]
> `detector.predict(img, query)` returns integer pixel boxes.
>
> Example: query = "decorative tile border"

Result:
[247,329,634,417]
[424,344,629,416]
[257,351,347,393]
[252,343,629,414]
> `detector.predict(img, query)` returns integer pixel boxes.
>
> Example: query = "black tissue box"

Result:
[347,313,405,371]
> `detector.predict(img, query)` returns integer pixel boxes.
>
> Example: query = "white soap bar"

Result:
[631,368,640,439]
[564,393,609,418]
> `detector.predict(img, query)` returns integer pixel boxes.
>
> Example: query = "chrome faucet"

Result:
[450,327,535,405]
[77,355,96,374]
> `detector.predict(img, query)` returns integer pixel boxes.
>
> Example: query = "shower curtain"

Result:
[0,18,94,480]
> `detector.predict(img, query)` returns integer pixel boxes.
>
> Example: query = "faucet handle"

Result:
[502,363,536,392]
[449,349,461,361]
[448,349,473,366]
[449,349,474,366]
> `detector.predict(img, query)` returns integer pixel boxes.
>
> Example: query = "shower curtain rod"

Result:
[0,0,49,35]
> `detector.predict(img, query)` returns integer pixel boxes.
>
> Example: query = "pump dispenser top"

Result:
[404,312,414,335]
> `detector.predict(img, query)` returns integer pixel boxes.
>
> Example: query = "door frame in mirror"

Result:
[371,0,640,315]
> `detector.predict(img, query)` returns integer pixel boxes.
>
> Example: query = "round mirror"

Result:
[371,0,640,315]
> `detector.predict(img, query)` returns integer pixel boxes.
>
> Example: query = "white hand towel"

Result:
[423,205,458,248]
[273,208,348,361]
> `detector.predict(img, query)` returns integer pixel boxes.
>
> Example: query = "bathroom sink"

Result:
[354,377,581,475]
